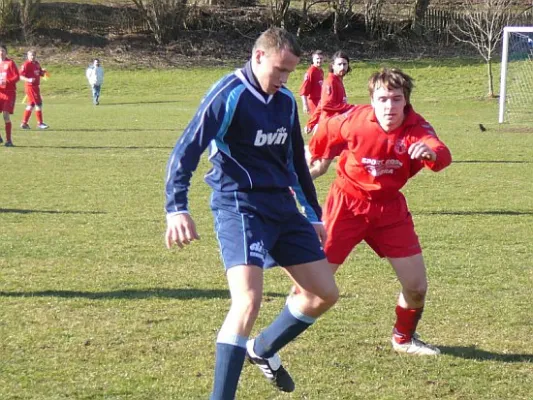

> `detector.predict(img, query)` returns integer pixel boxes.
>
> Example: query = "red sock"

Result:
[36,110,43,125]
[392,305,423,344]
[22,109,31,124]
[6,121,12,142]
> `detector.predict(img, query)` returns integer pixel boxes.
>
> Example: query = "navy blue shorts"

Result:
[211,189,325,270]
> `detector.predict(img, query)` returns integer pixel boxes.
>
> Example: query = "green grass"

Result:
[1,60,532,399]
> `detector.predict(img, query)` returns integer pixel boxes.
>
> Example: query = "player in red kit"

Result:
[0,44,20,147]
[299,50,324,117]
[308,68,452,355]
[305,50,351,134]
[20,50,49,130]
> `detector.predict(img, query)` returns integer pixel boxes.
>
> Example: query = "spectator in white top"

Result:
[85,59,104,105]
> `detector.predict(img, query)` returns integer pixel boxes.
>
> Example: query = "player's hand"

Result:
[309,158,332,180]
[308,161,321,178]
[408,141,436,161]
[165,213,200,249]
[312,223,327,245]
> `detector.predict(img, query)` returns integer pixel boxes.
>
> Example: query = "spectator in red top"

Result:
[20,50,49,130]
[0,44,20,147]
[305,50,351,134]
[307,68,452,356]
[299,50,324,116]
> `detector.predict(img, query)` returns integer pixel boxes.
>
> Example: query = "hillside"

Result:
[5,1,532,67]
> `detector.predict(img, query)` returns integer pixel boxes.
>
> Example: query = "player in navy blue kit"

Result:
[165,28,339,400]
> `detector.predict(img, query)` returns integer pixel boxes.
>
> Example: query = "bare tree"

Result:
[330,0,357,38]
[130,0,189,44]
[296,0,329,38]
[364,0,384,38]
[411,0,430,30]
[450,0,515,97]
[19,0,41,43]
[267,0,291,28]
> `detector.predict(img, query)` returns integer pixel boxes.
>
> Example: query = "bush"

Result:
[0,0,18,36]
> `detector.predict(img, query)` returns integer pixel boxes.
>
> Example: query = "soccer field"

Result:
[1,60,532,399]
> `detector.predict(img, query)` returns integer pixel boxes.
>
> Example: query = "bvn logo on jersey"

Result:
[254,127,288,146]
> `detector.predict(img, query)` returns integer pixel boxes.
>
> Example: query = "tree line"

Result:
[0,0,531,95]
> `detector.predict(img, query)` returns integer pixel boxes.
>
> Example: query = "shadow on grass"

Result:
[419,210,533,216]
[0,288,286,300]
[38,128,177,132]
[0,208,105,215]
[18,145,173,150]
[454,160,529,164]
[439,345,533,363]
[96,100,181,106]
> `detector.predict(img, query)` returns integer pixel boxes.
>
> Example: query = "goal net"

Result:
[498,26,533,124]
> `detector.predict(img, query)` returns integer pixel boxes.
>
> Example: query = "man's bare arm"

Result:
[309,159,333,180]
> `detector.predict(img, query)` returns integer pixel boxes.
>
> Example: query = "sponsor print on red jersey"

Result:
[310,104,452,201]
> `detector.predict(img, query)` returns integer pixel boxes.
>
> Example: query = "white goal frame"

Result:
[498,26,533,123]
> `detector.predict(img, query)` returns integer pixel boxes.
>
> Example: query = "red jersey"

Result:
[299,65,323,102]
[310,104,452,201]
[20,60,44,87]
[0,58,20,92]
[306,72,350,131]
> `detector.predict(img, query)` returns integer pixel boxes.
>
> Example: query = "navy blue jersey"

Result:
[165,61,322,222]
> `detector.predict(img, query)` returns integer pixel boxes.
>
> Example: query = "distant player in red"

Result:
[305,50,351,134]
[20,50,49,130]
[0,44,20,147]
[299,50,324,117]
[308,68,452,355]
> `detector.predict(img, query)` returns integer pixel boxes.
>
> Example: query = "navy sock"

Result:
[210,333,247,400]
[253,301,315,359]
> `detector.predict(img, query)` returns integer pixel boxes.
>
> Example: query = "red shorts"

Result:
[323,183,421,264]
[25,86,42,106]
[0,91,16,114]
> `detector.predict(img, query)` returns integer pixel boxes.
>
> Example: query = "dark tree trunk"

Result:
[411,0,430,30]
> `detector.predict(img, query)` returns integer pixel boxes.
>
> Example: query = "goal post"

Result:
[498,26,533,124]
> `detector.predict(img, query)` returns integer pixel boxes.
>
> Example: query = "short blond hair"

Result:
[253,27,302,57]
[368,68,414,104]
